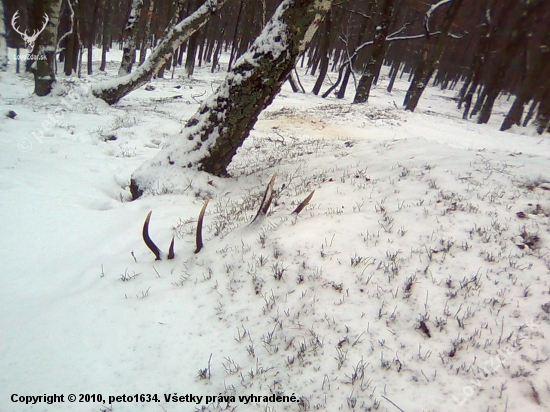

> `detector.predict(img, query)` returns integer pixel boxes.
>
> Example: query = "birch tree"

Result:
[92,0,228,105]
[32,0,63,96]
[129,0,333,199]
[118,0,144,76]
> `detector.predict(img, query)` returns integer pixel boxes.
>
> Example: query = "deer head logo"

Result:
[11,11,49,53]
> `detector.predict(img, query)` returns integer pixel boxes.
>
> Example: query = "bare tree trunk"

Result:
[64,0,79,76]
[0,0,7,71]
[93,0,229,104]
[184,0,203,76]
[227,0,244,71]
[501,26,550,131]
[536,80,550,134]
[312,9,332,95]
[210,25,226,72]
[118,0,144,76]
[130,0,333,199]
[477,0,544,124]
[87,0,102,75]
[404,0,464,112]
[353,0,394,103]
[523,99,538,127]
[139,0,155,66]
[33,0,63,96]
[387,61,400,93]
[99,0,111,71]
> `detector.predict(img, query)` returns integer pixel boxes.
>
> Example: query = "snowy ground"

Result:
[1,48,550,412]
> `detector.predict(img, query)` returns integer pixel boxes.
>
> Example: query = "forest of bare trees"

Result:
[2,0,549,135]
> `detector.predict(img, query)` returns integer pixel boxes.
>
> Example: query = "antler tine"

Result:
[251,173,277,223]
[167,236,175,260]
[143,211,162,260]
[195,199,210,254]
[11,11,26,37]
[40,13,49,32]
[292,190,315,216]
[30,14,49,40]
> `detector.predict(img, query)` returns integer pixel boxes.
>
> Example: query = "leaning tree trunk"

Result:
[118,0,144,76]
[130,0,333,199]
[33,0,63,96]
[404,0,464,112]
[92,0,229,105]
[353,0,394,103]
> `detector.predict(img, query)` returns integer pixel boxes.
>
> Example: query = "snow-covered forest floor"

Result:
[1,49,550,412]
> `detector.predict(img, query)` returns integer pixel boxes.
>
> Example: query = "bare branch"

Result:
[425,0,452,34]
[337,6,371,19]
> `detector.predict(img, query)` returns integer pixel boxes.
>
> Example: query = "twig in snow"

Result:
[381,395,405,412]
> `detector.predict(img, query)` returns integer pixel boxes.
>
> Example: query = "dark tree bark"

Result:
[387,61,400,93]
[139,0,155,66]
[353,0,394,103]
[0,0,7,71]
[477,0,545,124]
[184,0,203,76]
[312,9,332,95]
[93,0,229,105]
[87,0,102,75]
[210,24,226,72]
[33,0,63,96]
[130,0,333,199]
[404,0,464,112]
[63,0,79,76]
[501,25,550,131]
[323,17,369,99]
[99,0,111,71]
[536,79,550,134]
[523,100,538,127]
[196,26,207,67]
[227,0,244,71]
[118,0,144,76]
[336,64,352,98]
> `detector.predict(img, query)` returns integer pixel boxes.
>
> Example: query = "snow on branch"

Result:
[336,1,461,73]
[425,0,452,33]
[92,0,228,104]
